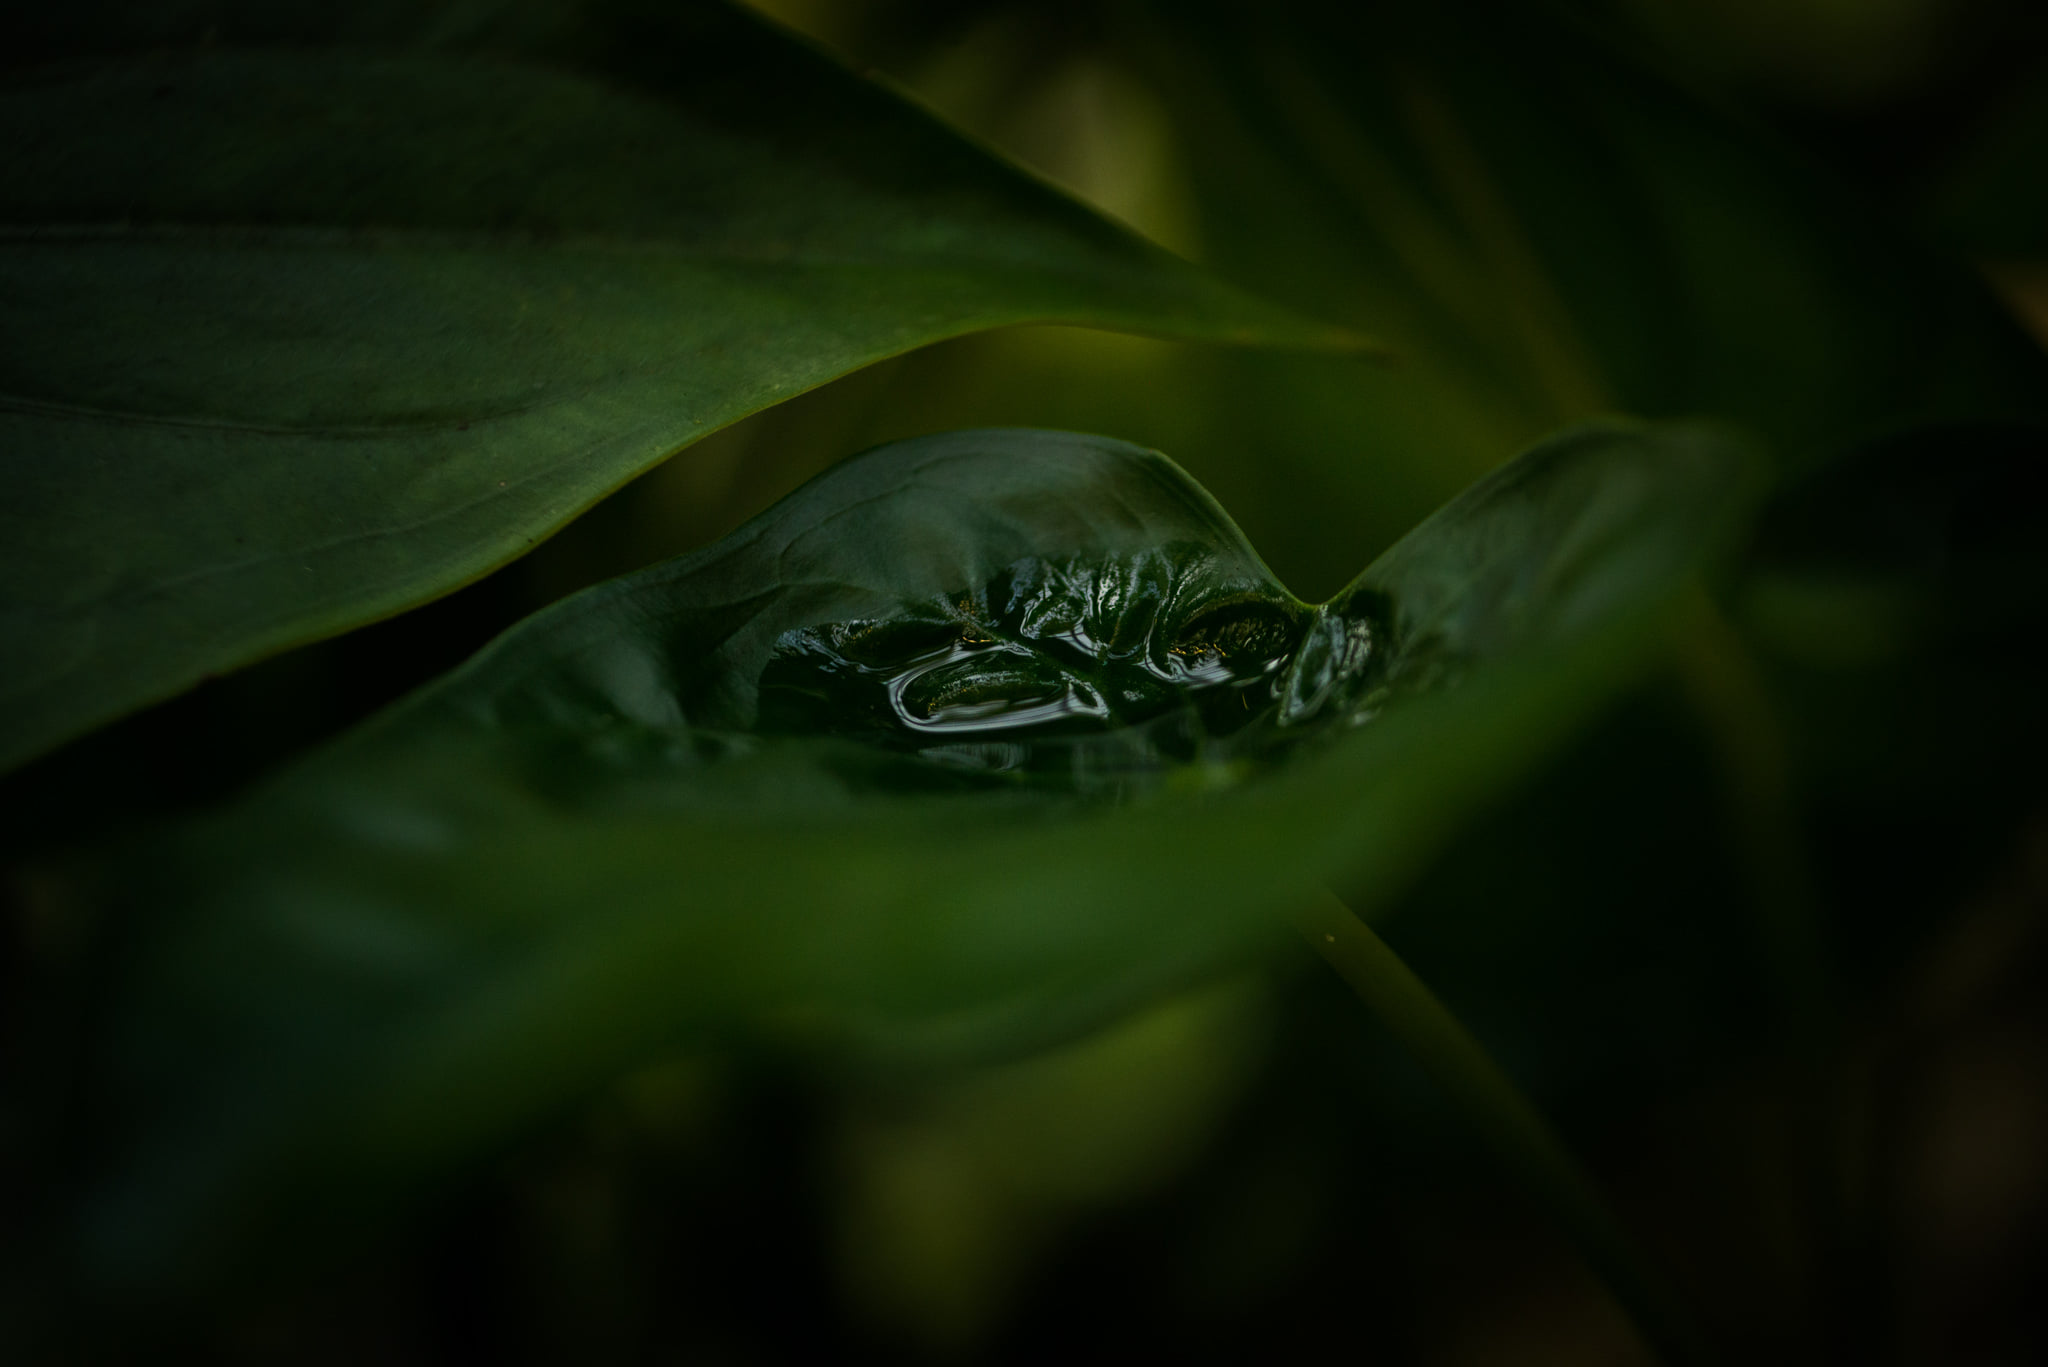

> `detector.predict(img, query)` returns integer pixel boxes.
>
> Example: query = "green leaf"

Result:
[0,1,1358,775]
[60,421,1756,1299]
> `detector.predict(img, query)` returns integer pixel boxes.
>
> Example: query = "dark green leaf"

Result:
[62,421,1756,1298]
[0,0,1357,774]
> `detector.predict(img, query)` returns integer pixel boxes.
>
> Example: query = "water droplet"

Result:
[752,546,1393,795]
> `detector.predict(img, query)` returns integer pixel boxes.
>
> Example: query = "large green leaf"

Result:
[0,0,1356,775]
[54,422,1755,1300]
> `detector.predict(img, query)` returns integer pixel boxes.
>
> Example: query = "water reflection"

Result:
[754,546,1395,794]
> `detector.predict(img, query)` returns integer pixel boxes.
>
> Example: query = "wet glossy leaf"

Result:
[0,0,1356,774]
[62,422,1756,1297]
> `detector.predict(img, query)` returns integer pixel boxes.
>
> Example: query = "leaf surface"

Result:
[64,422,1756,1297]
[0,0,1354,773]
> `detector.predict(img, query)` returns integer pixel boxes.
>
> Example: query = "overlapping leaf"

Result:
[0,0,1356,773]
